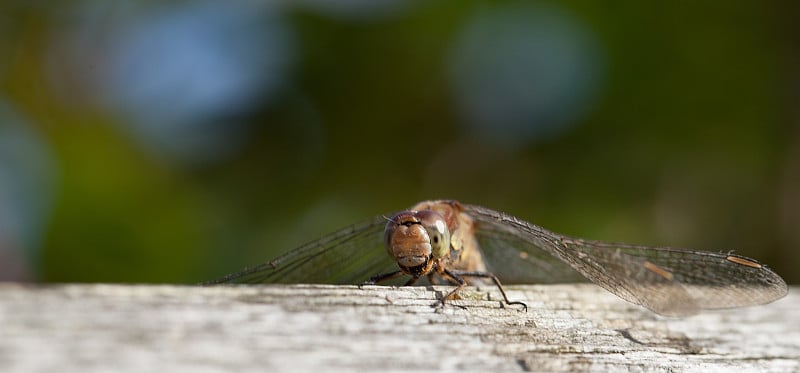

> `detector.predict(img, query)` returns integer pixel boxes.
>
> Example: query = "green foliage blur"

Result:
[1,1,798,284]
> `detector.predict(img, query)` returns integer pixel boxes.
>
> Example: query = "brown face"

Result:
[383,209,452,277]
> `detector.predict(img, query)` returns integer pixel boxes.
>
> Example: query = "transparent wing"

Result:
[204,215,398,285]
[464,204,788,316]
[473,220,587,284]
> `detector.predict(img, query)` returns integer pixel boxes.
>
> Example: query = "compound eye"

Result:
[415,210,451,259]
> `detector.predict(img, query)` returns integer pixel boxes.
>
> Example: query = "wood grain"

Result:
[0,283,797,372]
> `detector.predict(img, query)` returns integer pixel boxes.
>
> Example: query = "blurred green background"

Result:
[0,1,798,284]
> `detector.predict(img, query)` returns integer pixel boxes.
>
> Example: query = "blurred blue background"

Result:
[0,1,798,284]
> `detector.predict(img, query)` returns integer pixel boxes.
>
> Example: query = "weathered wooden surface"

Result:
[0,283,797,372]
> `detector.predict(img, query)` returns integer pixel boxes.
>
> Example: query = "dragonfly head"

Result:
[384,210,452,276]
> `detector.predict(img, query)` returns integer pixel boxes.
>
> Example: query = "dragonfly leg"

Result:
[436,269,468,308]
[446,269,528,311]
[361,270,404,286]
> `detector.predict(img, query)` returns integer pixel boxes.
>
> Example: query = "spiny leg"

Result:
[360,270,404,287]
[446,269,528,311]
[435,269,468,308]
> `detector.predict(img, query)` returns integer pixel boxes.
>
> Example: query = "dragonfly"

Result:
[205,200,788,316]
